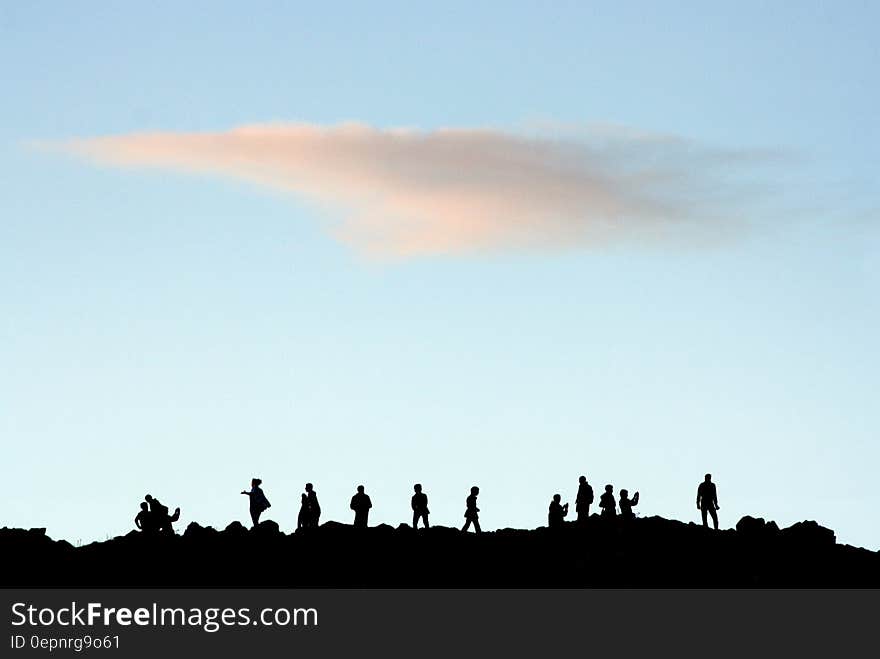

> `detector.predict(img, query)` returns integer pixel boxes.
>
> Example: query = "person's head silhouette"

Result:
[471,486,479,495]
[305,483,313,492]
[145,494,153,503]
[140,502,148,511]
[357,485,365,494]
[414,484,422,493]
[620,489,629,499]
[301,493,308,503]
[705,473,712,483]
[553,494,562,503]
[579,475,586,484]
[252,478,262,488]
[605,485,613,493]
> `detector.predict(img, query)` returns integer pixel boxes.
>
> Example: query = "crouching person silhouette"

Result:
[350,485,372,528]
[241,477,271,528]
[619,489,639,519]
[144,494,180,534]
[411,483,430,530]
[697,473,720,529]
[461,486,481,533]
[548,494,569,529]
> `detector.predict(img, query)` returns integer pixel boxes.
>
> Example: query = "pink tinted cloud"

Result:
[57,122,767,257]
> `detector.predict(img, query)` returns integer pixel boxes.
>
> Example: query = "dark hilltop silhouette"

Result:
[3,473,880,587]
[3,514,879,587]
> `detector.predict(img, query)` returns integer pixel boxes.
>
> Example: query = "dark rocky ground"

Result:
[3,515,878,587]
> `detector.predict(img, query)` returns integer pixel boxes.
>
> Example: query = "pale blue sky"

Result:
[1,2,878,548]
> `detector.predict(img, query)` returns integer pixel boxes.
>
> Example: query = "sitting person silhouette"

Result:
[619,489,639,519]
[134,502,156,534]
[598,485,616,518]
[575,476,594,525]
[461,486,482,533]
[696,473,720,529]
[144,494,180,534]
[241,477,271,528]
[350,485,372,528]
[297,493,310,529]
[411,483,430,530]
[305,483,321,528]
[548,494,569,529]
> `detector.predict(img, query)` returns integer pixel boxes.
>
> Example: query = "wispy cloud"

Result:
[53,122,776,257]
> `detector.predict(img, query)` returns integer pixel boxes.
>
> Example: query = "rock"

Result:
[736,516,779,538]
[780,520,835,547]
[223,521,248,537]
[254,519,281,535]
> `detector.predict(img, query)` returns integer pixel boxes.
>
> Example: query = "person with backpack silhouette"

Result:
[134,502,156,534]
[144,494,180,534]
[575,476,594,524]
[241,478,271,528]
[461,486,482,533]
[598,485,616,518]
[305,483,321,528]
[548,494,569,529]
[350,485,372,528]
[696,473,720,529]
[411,483,430,530]
[619,489,639,519]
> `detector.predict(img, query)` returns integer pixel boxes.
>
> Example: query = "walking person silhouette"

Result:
[241,478,271,528]
[548,494,569,529]
[598,485,616,518]
[697,473,720,529]
[575,476,594,524]
[305,483,321,528]
[350,485,372,528]
[461,486,482,533]
[411,484,430,530]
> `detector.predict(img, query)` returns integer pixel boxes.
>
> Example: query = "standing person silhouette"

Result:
[350,485,372,528]
[411,484,430,530]
[598,485,616,518]
[134,502,155,534]
[619,489,639,519]
[697,473,720,529]
[297,494,310,529]
[144,494,180,534]
[548,494,569,529]
[575,476,594,524]
[241,478,271,528]
[461,486,482,533]
[305,483,321,528]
